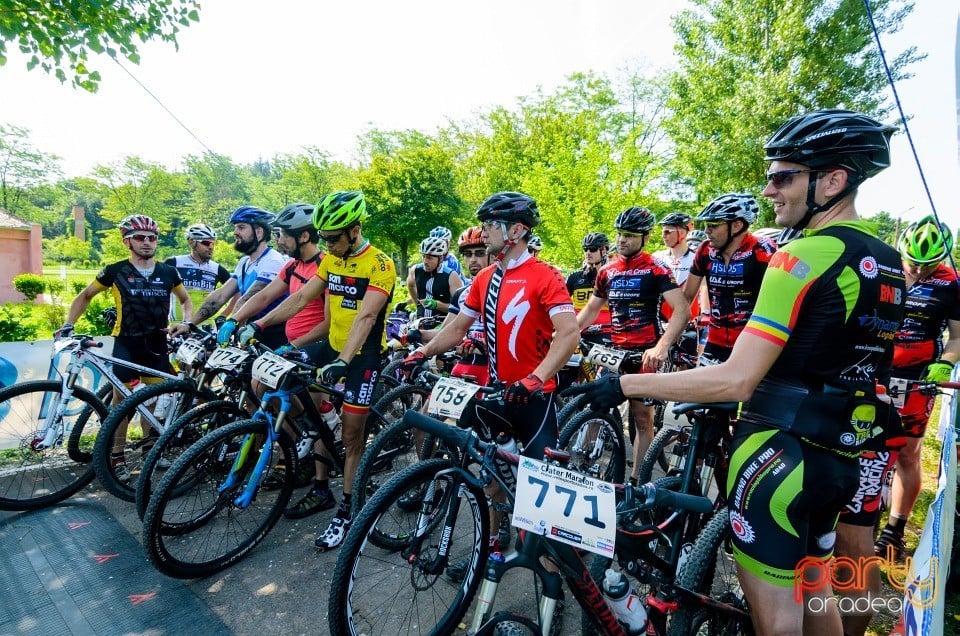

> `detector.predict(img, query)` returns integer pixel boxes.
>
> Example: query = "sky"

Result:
[0,1,957,228]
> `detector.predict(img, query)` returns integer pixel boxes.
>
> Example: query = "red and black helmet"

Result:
[118,215,159,237]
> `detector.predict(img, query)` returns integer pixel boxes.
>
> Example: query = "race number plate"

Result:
[251,351,298,389]
[175,340,206,365]
[206,346,250,371]
[427,376,482,419]
[513,457,616,558]
[584,344,627,372]
[889,377,908,409]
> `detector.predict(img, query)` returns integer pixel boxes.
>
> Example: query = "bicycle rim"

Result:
[0,381,104,510]
[330,458,489,636]
[142,418,294,578]
[558,409,626,483]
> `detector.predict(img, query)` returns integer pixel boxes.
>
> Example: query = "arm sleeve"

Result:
[217,265,231,285]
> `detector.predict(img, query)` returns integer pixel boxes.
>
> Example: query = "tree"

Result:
[664,0,922,212]
[0,123,61,215]
[0,0,200,91]
[358,130,465,277]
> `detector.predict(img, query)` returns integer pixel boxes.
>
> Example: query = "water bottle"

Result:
[493,432,518,490]
[602,569,647,634]
[320,401,342,442]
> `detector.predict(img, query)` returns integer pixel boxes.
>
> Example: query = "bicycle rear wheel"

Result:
[637,426,684,484]
[557,408,626,483]
[142,418,295,578]
[0,380,106,510]
[668,509,753,635]
[329,458,489,636]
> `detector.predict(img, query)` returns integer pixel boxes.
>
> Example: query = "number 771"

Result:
[527,475,605,529]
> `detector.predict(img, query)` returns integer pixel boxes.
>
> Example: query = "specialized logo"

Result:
[858,256,878,279]
[729,511,755,543]
[502,288,531,360]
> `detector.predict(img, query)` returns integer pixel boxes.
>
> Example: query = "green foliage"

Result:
[664,0,921,209]
[0,1,201,92]
[43,277,65,300]
[76,295,115,336]
[71,279,87,295]
[37,302,65,332]
[13,273,45,301]
[42,235,95,264]
[0,305,38,342]
[0,123,62,215]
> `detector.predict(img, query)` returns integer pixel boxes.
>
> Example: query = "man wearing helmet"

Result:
[405,235,463,318]
[58,215,192,479]
[575,207,690,479]
[683,193,776,363]
[165,223,231,322]
[654,212,707,352]
[566,232,612,330]
[866,217,960,566]
[565,109,905,635]
[181,206,289,349]
[242,191,395,550]
[428,225,464,277]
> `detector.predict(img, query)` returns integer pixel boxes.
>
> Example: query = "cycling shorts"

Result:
[301,341,382,414]
[112,334,172,384]
[726,421,859,587]
[702,342,732,364]
[840,449,898,527]
[462,392,558,461]
[897,383,936,438]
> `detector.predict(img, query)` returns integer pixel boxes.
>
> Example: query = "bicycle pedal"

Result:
[491,502,513,513]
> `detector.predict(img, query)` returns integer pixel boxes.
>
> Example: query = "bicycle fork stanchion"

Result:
[220,391,290,508]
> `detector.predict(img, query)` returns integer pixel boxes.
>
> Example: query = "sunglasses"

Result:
[130,234,158,243]
[766,169,815,189]
[461,249,487,257]
[197,240,215,247]
[661,229,679,235]
[321,230,347,244]
[704,222,726,229]
[616,230,643,238]
[583,246,601,253]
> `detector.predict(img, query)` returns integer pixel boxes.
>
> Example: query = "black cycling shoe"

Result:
[396,486,425,512]
[284,488,336,519]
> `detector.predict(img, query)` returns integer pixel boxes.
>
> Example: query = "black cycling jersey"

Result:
[96,260,183,338]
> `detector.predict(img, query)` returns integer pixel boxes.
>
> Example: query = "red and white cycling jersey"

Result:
[461,252,574,389]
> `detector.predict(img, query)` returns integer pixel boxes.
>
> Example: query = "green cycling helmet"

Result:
[898,215,953,265]
[314,191,367,231]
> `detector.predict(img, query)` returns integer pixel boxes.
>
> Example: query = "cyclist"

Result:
[405,235,463,318]
[654,212,706,361]
[401,191,579,562]
[165,223,231,322]
[574,207,690,480]
[527,234,543,256]
[240,191,395,550]
[428,225,464,277]
[873,217,960,559]
[186,206,289,349]
[566,109,902,635]
[566,232,612,331]
[683,193,776,363]
[58,215,192,479]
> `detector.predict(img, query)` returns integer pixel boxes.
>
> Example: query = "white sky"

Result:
[0,1,957,228]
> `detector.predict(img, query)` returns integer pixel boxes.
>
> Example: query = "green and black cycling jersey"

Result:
[94,260,184,337]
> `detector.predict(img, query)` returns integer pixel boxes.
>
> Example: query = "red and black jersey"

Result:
[593,251,678,349]
[690,233,775,348]
[461,252,574,389]
[892,263,960,375]
[96,260,183,338]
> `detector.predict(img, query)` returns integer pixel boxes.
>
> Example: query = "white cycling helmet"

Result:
[527,235,543,252]
[419,236,449,256]
[186,223,217,241]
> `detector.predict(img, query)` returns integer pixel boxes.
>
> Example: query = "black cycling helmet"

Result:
[614,207,656,234]
[275,203,316,233]
[764,109,895,230]
[582,232,610,250]
[658,212,692,228]
[475,191,541,228]
[697,193,759,224]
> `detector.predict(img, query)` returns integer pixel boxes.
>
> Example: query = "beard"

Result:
[234,236,259,255]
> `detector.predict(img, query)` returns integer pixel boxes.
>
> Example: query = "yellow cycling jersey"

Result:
[316,242,395,354]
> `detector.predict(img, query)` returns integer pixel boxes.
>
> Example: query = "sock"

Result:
[887,515,907,534]
[336,493,352,519]
[314,479,329,493]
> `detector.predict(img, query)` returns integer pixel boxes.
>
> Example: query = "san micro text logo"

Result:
[793,551,939,614]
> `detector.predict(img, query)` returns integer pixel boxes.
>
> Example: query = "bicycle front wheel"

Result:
[142,418,295,579]
[329,458,490,636]
[668,509,753,635]
[0,380,106,510]
[558,408,626,483]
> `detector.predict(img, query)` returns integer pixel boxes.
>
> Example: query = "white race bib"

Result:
[251,351,298,389]
[206,346,250,371]
[427,376,482,419]
[584,344,627,372]
[175,340,206,365]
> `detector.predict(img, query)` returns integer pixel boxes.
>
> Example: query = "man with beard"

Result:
[182,206,289,349]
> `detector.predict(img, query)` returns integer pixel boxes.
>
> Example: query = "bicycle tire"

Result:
[328,458,490,636]
[135,399,247,519]
[0,380,107,510]
[142,418,296,578]
[668,509,753,636]
[558,408,626,484]
[93,378,215,501]
[67,383,112,463]
[556,392,589,429]
[637,426,684,485]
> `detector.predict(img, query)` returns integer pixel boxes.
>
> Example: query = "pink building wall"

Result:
[0,222,43,303]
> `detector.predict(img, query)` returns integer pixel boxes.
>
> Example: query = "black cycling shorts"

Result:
[300,341,382,413]
[112,333,172,384]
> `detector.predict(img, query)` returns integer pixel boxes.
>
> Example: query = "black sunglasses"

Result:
[321,230,347,244]
[583,246,601,253]
[197,240,214,247]
[766,169,815,189]
[460,249,486,257]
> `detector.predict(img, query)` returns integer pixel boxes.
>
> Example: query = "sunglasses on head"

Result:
[765,169,816,189]
[321,230,347,244]
[129,234,157,243]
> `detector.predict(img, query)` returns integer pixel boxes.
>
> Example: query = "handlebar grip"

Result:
[939,381,960,390]
[636,482,713,514]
